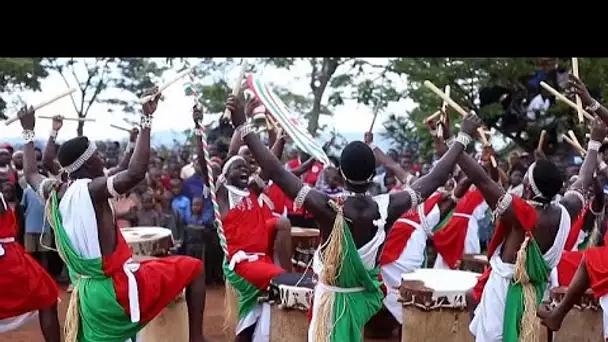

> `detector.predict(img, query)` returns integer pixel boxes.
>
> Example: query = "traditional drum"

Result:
[134,256,189,342]
[122,227,174,256]
[290,227,320,272]
[268,272,316,342]
[460,254,488,273]
[539,287,603,342]
[399,269,479,342]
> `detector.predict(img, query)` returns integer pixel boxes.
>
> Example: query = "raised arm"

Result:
[87,87,160,202]
[107,128,138,177]
[290,157,315,177]
[19,108,47,192]
[42,115,64,176]
[226,124,243,159]
[570,75,608,126]
[225,95,334,226]
[191,106,209,185]
[453,176,474,199]
[365,131,410,184]
[385,114,483,224]
[560,120,606,218]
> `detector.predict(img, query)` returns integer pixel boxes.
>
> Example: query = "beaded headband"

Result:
[525,162,547,200]
[60,141,97,174]
[340,167,374,186]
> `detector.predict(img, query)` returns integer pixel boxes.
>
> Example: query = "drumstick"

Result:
[424,80,496,167]
[38,115,95,122]
[369,100,382,132]
[568,130,585,152]
[110,124,131,132]
[454,124,491,136]
[5,88,77,125]
[138,66,194,104]
[539,82,594,121]
[561,134,586,156]
[572,58,584,123]
[222,59,249,120]
[423,110,442,124]
[537,130,547,151]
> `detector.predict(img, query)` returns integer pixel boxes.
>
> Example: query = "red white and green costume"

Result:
[222,184,284,340]
[432,188,486,269]
[469,196,570,342]
[48,179,202,342]
[0,207,59,333]
[379,192,444,324]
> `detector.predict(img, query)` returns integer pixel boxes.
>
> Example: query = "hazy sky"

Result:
[0,58,415,141]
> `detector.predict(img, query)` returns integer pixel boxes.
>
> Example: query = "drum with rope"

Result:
[121,227,174,257]
[290,227,320,272]
[267,272,316,341]
[399,269,479,342]
[459,254,488,274]
[133,255,188,342]
[539,287,603,342]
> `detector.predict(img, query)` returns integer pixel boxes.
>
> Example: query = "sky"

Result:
[0,58,415,142]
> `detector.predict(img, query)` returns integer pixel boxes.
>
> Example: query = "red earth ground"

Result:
[3,285,399,342]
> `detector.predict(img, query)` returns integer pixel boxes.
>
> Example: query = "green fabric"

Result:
[222,258,263,320]
[432,207,455,233]
[326,222,384,342]
[49,191,142,342]
[577,233,590,250]
[502,239,549,342]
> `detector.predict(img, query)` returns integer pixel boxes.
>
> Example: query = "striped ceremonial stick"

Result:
[185,73,228,255]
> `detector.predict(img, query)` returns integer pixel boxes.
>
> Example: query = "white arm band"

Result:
[293,185,312,211]
[106,175,121,198]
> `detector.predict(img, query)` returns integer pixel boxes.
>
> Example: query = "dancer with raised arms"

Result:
[225,93,484,341]
[19,86,209,342]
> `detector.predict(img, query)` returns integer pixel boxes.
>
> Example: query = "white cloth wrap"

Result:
[276,284,314,311]
[0,237,15,257]
[59,179,141,323]
[381,202,441,324]
[308,194,388,340]
[470,203,571,342]
[401,269,479,309]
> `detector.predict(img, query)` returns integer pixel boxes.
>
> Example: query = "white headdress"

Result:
[60,141,97,174]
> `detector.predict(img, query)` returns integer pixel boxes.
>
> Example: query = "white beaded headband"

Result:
[526,162,546,199]
[60,141,97,174]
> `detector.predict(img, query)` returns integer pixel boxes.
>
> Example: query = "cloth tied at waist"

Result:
[0,237,15,256]
[229,250,265,271]
[317,282,365,293]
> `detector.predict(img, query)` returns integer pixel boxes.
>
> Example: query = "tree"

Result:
[382,58,608,159]
[0,58,49,119]
[45,58,169,136]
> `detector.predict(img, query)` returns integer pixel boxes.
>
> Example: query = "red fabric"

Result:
[379,193,444,266]
[564,206,589,252]
[107,230,202,324]
[303,162,323,186]
[160,175,172,190]
[266,183,287,216]
[584,246,608,299]
[0,209,59,319]
[472,196,537,299]
[432,189,484,269]
[556,250,584,287]
[222,191,285,289]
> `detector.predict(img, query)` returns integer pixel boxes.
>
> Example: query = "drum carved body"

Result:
[122,227,174,256]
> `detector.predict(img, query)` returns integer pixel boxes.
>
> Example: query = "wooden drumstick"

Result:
[537,130,547,151]
[572,58,584,123]
[222,59,249,120]
[423,110,442,124]
[266,113,280,131]
[539,82,594,121]
[423,80,496,167]
[568,130,585,152]
[561,134,586,156]
[138,66,194,104]
[38,115,96,122]
[110,124,131,132]
[5,88,77,125]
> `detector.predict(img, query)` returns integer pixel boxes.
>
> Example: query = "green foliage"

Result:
[381,58,608,157]
[0,58,48,119]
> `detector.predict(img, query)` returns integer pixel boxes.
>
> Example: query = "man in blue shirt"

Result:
[21,186,53,270]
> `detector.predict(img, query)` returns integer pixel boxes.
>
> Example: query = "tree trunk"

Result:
[77,120,84,137]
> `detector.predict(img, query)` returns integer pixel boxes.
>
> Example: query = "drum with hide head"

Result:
[538,287,603,342]
[133,255,188,342]
[290,227,320,272]
[460,254,488,273]
[399,269,478,342]
[268,272,316,342]
[122,227,174,257]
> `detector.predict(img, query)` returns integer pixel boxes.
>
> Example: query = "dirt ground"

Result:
[3,285,399,342]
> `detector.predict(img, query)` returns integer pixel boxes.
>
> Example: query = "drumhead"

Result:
[271,272,316,289]
[402,269,479,294]
[291,227,320,238]
[121,227,173,243]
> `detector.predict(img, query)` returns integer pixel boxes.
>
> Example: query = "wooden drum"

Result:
[133,256,189,342]
[460,254,488,274]
[539,287,603,342]
[399,269,479,342]
[290,227,320,272]
[122,227,174,256]
[268,272,316,342]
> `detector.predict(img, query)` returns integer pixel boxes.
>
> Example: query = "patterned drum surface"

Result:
[269,272,316,311]
[400,269,479,309]
[121,227,174,256]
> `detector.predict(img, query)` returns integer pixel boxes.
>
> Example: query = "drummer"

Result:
[19,87,209,342]
[464,119,605,339]
[225,94,483,341]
